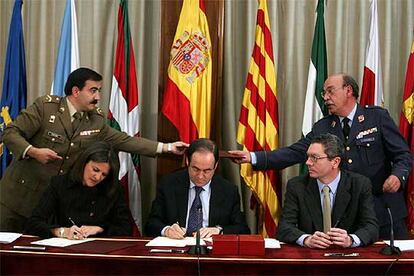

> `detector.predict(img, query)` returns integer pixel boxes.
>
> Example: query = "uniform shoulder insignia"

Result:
[363,104,383,110]
[93,107,105,117]
[41,94,62,104]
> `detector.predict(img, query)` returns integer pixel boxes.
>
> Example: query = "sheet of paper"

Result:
[31,237,94,247]
[0,232,22,244]
[384,240,414,251]
[145,236,206,247]
[264,238,281,249]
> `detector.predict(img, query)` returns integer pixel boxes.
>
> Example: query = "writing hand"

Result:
[197,227,220,238]
[79,225,104,238]
[27,147,63,164]
[165,223,186,239]
[227,150,251,164]
[68,225,85,240]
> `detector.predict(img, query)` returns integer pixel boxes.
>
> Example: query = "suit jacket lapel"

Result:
[304,178,324,231]
[332,172,351,225]
[208,176,221,226]
[176,172,190,226]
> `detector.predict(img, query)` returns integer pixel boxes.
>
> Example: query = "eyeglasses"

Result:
[307,155,329,163]
[321,85,345,98]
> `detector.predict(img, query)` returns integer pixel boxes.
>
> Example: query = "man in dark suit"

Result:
[277,134,378,248]
[230,73,412,239]
[146,138,250,238]
[0,67,187,233]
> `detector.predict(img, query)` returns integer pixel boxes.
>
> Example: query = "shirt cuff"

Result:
[349,234,361,247]
[161,225,170,237]
[22,145,32,159]
[156,142,164,154]
[296,234,310,247]
[250,152,257,165]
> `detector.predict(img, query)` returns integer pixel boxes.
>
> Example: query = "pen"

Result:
[12,245,46,251]
[68,217,77,226]
[333,219,340,228]
[150,249,187,253]
[324,253,359,257]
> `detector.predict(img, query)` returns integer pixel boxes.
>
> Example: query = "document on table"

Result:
[31,237,94,247]
[384,240,414,251]
[264,238,281,249]
[0,232,22,244]
[145,236,206,247]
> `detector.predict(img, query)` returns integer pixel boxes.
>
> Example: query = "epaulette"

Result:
[42,94,62,104]
[92,107,105,117]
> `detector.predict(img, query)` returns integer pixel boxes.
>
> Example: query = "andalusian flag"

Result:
[360,0,384,106]
[162,0,212,143]
[51,0,79,96]
[237,0,280,238]
[0,0,27,177]
[302,0,328,137]
[108,0,141,235]
[399,39,414,235]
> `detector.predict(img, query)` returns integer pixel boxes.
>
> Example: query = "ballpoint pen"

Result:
[68,217,77,226]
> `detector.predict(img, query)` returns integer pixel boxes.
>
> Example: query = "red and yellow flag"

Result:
[399,39,414,235]
[162,0,212,143]
[237,0,280,238]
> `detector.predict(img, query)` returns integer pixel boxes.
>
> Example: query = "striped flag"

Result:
[360,0,383,106]
[399,39,414,235]
[302,0,328,137]
[108,0,141,235]
[0,0,27,177]
[51,0,79,96]
[161,0,212,144]
[236,0,280,238]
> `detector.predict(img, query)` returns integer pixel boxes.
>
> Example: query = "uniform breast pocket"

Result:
[355,135,384,165]
[42,131,66,150]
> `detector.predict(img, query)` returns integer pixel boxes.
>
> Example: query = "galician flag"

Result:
[108,0,141,235]
[237,0,281,238]
[51,0,79,96]
[161,0,212,143]
[360,0,383,106]
[302,0,328,138]
[399,38,414,235]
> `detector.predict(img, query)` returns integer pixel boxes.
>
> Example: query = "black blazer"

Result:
[276,171,379,246]
[145,170,250,237]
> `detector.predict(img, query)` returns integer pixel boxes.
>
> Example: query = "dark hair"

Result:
[69,142,120,196]
[342,74,359,99]
[64,67,103,96]
[311,133,344,161]
[187,138,219,164]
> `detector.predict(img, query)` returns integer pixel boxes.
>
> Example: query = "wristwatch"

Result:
[216,225,223,235]
[59,227,65,238]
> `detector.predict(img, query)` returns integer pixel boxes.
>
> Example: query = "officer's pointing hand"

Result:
[27,147,63,164]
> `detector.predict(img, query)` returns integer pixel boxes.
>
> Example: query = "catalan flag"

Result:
[161,0,212,143]
[360,0,384,106]
[399,38,414,235]
[237,0,280,238]
[108,0,141,235]
[0,0,27,177]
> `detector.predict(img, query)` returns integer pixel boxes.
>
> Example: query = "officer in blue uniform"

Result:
[231,73,412,239]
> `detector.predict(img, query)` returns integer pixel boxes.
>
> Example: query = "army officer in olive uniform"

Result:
[0,67,187,232]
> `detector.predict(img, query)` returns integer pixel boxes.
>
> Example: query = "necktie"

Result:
[322,185,331,233]
[342,117,350,140]
[186,186,203,236]
[72,112,82,132]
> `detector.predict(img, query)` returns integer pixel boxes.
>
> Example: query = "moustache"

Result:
[90,100,98,104]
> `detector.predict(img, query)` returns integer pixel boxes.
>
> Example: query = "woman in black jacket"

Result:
[26,141,131,239]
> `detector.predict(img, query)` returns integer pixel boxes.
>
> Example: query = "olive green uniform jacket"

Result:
[0,95,158,220]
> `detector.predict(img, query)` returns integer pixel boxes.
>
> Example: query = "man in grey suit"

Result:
[277,133,378,248]
[146,138,250,239]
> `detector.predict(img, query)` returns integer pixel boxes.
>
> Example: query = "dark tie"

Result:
[72,112,82,132]
[186,186,203,236]
[342,117,350,140]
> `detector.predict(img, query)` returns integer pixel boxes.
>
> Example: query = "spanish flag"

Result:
[237,0,280,238]
[399,39,414,235]
[162,0,212,143]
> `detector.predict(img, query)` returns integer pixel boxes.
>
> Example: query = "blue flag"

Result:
[51,0,79,96]
[0,0,27,177]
